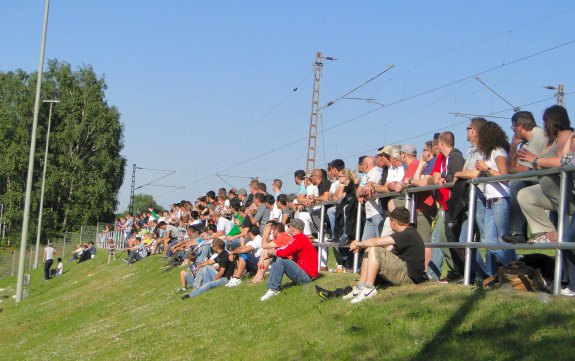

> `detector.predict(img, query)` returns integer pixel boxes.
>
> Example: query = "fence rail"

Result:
[313,164,575,295]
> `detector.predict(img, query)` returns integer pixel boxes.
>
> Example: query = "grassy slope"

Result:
[1,254,574,361]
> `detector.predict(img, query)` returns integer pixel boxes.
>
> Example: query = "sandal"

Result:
[528,233,552,244]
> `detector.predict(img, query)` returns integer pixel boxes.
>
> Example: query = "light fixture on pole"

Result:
[15,0,51,303]
[33,97,59,269]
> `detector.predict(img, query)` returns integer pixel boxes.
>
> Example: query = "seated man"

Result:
[182,238,235,299]
[315,208,426,304]
[226,226,263,287]
[126,237,148,264]
[259,219,318,301]
[252,220,294,284]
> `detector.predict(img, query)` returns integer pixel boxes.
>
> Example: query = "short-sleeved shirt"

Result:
[518,127,548,169]
[390,227,425,283]
[482,148,510,199]
[317,178,331,197]
[216,250,235,280]
[423,157,436,176]
[165,225,180,241]
[364,166,384,218]
[44,246,56,261]
[281,208,294,224]
[387,165,405,183]
[245,235,263,258]
[254,205,270,234]
[431,149,465,210]
[298,182,307,195]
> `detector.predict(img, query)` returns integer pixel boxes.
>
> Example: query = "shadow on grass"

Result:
[413,288,575,361]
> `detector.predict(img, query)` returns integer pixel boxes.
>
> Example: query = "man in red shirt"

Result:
[259,219,318,301]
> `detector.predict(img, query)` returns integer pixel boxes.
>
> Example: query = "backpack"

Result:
[482,261,548,292]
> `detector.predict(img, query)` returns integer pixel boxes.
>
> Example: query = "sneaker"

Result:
[225,278,238,287]
[181,294,190,300]
[122,258,128,263]
[260,289,280,301]
[561,288,575,297]
[314,285,334,301]
[228,279,242,288]
[502,234,528,244]
[350,287,378,304]
[342,286,362,300]
[528,233,552,244]
[178,287,186,292]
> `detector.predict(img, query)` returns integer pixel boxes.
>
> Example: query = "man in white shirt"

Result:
[43,243,57,281]
[356,156,384,239]
[225,226,263,287]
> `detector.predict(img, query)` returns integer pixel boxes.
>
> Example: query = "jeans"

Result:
[196,243,213,263]
[267,257,312,291]
[127,252,143,263]
[166,240,178,257]
[508,180,536,235]
[564,216,575,290]
[187,277,229,298]
[327,206,336,238]
[362,213,384,240]
[193,265,217,289]
[427,209,447,280]
[44,259,54,280]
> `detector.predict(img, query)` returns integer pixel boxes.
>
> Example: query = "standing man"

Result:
[43,242,56,281]
[357,156,384,240]
[427,131,465,281]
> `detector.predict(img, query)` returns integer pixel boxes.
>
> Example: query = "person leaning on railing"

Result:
[515,105,573,244]
[559,131,575,297]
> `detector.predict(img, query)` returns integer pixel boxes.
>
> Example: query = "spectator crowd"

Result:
[82,105,575,302]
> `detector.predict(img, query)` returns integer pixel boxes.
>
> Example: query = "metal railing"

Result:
[313,164,575,295]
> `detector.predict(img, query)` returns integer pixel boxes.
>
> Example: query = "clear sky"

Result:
[2,1,575,211]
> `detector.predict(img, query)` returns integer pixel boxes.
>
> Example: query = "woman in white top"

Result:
[454,121,515,276]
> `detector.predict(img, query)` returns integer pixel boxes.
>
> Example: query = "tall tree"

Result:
[0,60,126,245]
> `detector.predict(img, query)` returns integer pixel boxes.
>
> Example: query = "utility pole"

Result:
[557,84,564,106]
[306,52,323,174]
[544,84,565,106]
[129,164,136,215]
[34,98,59,269]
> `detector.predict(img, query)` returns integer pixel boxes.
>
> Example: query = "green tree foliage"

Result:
[0,60,126,245]
[130,194,165,215]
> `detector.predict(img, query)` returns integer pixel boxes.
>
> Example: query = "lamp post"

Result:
[15,0,51,303]
[33,98,59,269]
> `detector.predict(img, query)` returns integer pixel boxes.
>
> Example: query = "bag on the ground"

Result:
[482,261,547,292]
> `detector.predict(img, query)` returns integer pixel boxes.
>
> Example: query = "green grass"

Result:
[1,252,574,360]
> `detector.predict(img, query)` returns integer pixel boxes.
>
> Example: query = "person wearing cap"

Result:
[376,145,393,185]
[315,208,425,304]
[259,219,318,301]
[236,188,248,207]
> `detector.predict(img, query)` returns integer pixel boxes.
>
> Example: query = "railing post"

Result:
[353,201,362,273]
[553,169,568,295]
[407,191,417,224]
[463,183,477,286]
[317,203,328,271]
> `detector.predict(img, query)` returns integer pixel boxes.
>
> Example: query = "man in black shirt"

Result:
[182,238,235,299]
[315,208,425,304]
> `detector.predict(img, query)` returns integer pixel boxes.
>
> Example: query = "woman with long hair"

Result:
[516,105,573,243]
[454,120,515,277]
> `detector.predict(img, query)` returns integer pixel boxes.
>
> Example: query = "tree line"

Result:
[0,60,126,246]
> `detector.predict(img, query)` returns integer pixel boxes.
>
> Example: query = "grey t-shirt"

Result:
[45,246,56,261]
[518,127,548,169]
[254,205,270,234]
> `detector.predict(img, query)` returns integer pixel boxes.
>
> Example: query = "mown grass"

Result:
[0,251,574,360]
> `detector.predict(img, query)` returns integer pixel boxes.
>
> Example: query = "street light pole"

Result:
[16,0,51,303]
[33,99,59,269]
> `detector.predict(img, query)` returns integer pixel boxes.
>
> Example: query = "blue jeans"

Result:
[427,209,447,280]
[327,206,336,237]
[187,277,229,298]
[193,265,217,289]
[563,216,575,290]
[267,257,312,291]
[362,213,384,240]
[166,240,178,257]
[475,197,516,276]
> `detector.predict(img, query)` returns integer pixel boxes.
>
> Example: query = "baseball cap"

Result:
[400,144,417,156]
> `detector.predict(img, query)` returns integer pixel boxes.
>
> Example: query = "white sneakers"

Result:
[561,288,575,297]
[225,278,242,288]
[342,287,361,300]
[350,287,378,304]
[260,289,280,301]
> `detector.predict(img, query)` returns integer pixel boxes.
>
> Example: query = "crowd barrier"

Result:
[96,231,128,250]
[313,164,575,295]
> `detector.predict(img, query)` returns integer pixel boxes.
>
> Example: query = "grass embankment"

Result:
[0,253,574,360]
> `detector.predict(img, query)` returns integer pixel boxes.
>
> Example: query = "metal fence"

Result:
[313,164,575,295]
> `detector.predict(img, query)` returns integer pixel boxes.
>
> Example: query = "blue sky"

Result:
[2,1,575,211]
